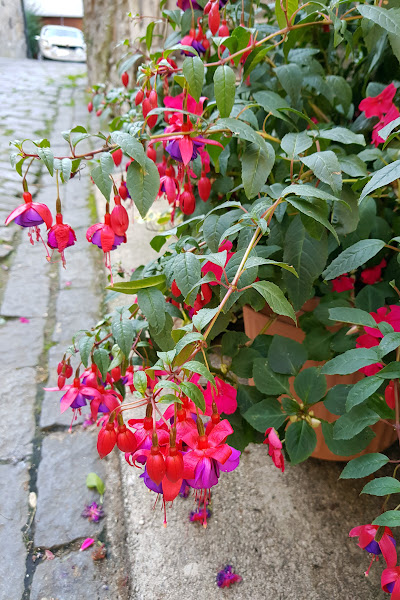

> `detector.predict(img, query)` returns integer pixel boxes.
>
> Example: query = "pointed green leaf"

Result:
[126,156,160,218]
[340,453,389,479]
[286,420,317,464]
[214,65,236,118]
[182,56,204,102]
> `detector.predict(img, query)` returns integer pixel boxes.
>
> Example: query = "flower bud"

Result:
[146,445,166,485]
[119,182,128,200]
[97,422,117,458]
[219,20,229,36]
[149,90,158,109]
[116,425,137,452]
[147,146,157,162]
[110,196,129,236]
[58,374,66,390]
[112,148,123,167]
[198,174,211,201]
[208,2,220,35]
[121,71,129,87]
[165,447,184,482]
[87,101,93,113]
[135,89,144,106]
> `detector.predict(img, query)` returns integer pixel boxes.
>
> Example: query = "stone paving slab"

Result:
[34,431,106,548]
[40,389,86,430]
[0,463,30,600]
[123,447,387,600]
[30,551,111,600]
[52,287,100,345]
[0,367,36,461]
[0,317,46,368]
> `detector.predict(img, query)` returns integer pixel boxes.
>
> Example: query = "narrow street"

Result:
[0,58,127,600]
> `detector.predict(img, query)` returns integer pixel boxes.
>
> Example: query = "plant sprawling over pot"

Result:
[7,0,400,592]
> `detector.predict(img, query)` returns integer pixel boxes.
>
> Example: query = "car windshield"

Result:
[43,28,83,40]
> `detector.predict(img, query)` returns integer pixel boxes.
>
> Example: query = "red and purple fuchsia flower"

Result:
[382,566,400,598]
[6,191,52,250]
[349,524,397,576]
[263,427,285,473]
[216,565,242,588]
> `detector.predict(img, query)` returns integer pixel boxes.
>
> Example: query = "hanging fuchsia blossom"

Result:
[86,212,126,283]
[372,105,400,147]
[180,28,206,55]
[382,566,400,598]
[47,213,76,267]
[263,428,285,472]
[6,191,53,247]
[201,240,234,285]
[349,524,397,567]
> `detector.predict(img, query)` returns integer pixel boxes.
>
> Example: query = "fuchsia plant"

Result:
[7,0,400,593]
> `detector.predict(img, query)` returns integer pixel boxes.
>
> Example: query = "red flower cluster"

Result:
[359,83,399,147]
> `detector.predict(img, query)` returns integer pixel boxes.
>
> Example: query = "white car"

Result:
[36,25,86,62]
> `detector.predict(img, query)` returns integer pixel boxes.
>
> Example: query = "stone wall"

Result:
[83,0,170,86]
[0,0,27,59]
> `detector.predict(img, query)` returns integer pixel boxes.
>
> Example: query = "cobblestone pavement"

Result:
[0,58,129,600]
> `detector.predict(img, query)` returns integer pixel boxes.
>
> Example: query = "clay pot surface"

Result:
[243,304,397,461]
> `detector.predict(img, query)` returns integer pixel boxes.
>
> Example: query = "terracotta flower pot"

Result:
[243,304,397,461]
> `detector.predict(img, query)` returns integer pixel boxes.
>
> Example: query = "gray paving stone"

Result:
[52,287,101,345]
[0,367,36,460]
[0,317,45,368]
[0,463,29,600]
[59,242,100,289]
[0,223,18,242]
[30,550,110,600]
[40,389,86,429]
[34,431,106,548]
[1,232,51,317]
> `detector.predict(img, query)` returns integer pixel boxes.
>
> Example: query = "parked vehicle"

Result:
[36,25,86,62]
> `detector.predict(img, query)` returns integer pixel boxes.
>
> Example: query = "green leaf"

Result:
[281,132,313,158]
[286,420,317,464]
[275,0,298,28]
[293,367,327,405]
[375,362,400,379]
[86,472,105,496]
[78,335,95,368]
[183,361,216,387]
[362,477,400,497]
[174,332,204,355]
[268,335,307,375]
[338,155,368,178]
[322,421,376,456]
[252,358,290,394]
[214,65,236,118]
[328,307,377,328]
[37,146,54,176]
[318,127,365,146]
[253,90,291,123]
[243,397,286,432]
[283,216,328,310]
[281,184,340,203]
[107,274,166,294]
[192,307,219,331]
[93,348,110,380]
[379,333,400,357]
[286,196,339,243]
[109,344,124,370]
[321,348,380,375]
[373,511,400,527]
[275,64,303,107]
[111,318,135,358]
[340,453,389,479]
[110,131,146,168]
[358,5,400,37]
[360,159,400,202]
[333,405,381,440]
[323,239,386,280]
[126,157,160,218]
[180,381,206,413]
[211,118,269,151]
[137,287,166,335]
[174,252,202,298]
[242,142,275,199]
[346,376,383,411]
[53,157,72,182]
[91,153,114,200]
[133,370,148,395]
[324,384,351,415]
[146,21,155,50]
[301,151,342,194]
[252,281,296,323]
[183,56,204,102]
